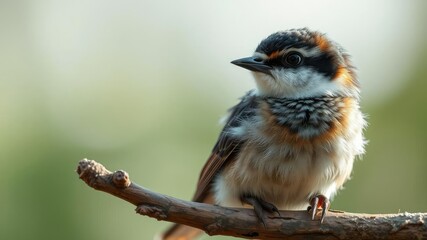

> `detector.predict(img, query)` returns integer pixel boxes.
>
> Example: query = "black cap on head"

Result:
[255,28,317,55]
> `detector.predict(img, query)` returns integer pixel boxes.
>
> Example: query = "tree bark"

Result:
[76,158,427,240]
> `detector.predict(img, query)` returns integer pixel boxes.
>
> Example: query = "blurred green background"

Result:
[1,1,426,239]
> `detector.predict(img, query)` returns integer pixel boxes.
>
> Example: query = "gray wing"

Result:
[192,91,258,202]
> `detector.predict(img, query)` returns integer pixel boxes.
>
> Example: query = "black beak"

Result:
[231,56,272,75]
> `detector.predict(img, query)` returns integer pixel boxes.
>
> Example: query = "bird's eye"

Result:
[284,52,303,66]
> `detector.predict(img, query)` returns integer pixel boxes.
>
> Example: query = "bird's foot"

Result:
[308,194,330,223]
[241,195,280,227]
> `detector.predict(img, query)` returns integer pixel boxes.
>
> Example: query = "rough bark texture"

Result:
[76,159,427,239]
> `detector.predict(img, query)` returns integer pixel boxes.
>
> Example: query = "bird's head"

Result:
[232,28,359,99]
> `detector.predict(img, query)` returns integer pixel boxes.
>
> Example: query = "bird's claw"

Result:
[308,194,330,223]
[241,195,280,227]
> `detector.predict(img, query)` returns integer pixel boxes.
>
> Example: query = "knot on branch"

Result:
[206,223,221,235]
[112,170,131,188]
[136,205,168,220]
[77,158,111,188]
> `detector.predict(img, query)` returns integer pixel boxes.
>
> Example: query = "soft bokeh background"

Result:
[1,1,426,239]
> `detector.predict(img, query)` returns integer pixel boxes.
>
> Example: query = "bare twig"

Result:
[76,159,427,239]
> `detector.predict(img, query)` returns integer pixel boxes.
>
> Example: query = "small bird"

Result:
[162,28,366,240]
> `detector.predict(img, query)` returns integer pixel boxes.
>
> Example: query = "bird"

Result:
[162,28,366,240]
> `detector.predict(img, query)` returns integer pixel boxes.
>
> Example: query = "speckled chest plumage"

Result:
[265,96,346,138]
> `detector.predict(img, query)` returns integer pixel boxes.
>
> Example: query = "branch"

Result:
[76,159,427,239]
